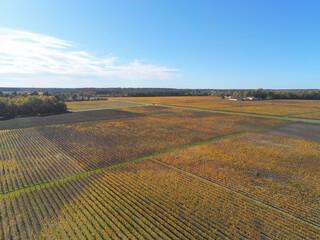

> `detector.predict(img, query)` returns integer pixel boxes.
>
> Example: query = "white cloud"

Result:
[0,27,181,87]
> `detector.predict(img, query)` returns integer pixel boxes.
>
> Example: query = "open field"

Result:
[117,96,320,118]
[152,131,320,225]
[67,99,144,112]
[0,106,284,193]
[0,109,143,130]
[1,160,319,239]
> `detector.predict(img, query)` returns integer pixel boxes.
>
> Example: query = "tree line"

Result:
[0,94,67,116]
[0,88,320,100]
[0,88,213,100]
[212,89,320,100]
[53,88,213,101]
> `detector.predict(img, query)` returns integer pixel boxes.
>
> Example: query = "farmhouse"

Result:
[227,96,260,101]
[246,97,260,101]
[229,97,244,101]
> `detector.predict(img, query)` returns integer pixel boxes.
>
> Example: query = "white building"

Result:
[229,97,244,101]
[245,97,260,101]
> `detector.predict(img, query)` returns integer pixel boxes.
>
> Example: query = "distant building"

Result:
[245,97,260,101]
[229,97,244,101]
[227,96,260,101]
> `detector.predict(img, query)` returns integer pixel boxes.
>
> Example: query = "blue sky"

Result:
[0,0,319,89]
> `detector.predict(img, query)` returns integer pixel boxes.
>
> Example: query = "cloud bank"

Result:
[0,28,180,87]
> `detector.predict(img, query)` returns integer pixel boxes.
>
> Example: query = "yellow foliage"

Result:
[153,133,320,225]
[118,96,320,118]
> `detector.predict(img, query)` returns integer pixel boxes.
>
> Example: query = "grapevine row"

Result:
[0,160,318,239]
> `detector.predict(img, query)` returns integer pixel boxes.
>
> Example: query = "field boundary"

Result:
[150,159,320,231]
[114,99,320,124]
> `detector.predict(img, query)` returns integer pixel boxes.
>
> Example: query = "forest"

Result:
[0,94,67,116]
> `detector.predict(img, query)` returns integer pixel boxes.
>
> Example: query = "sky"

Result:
[0,0,319,89]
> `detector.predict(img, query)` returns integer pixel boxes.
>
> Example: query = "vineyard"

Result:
[67,99,144,112]
[0,106,283,193]
[117,96,320,118]
[0,108,143,130]
[1,161,319,239]
[0,103,319,239]
[152,133,320,225]
[292,111,320,120]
